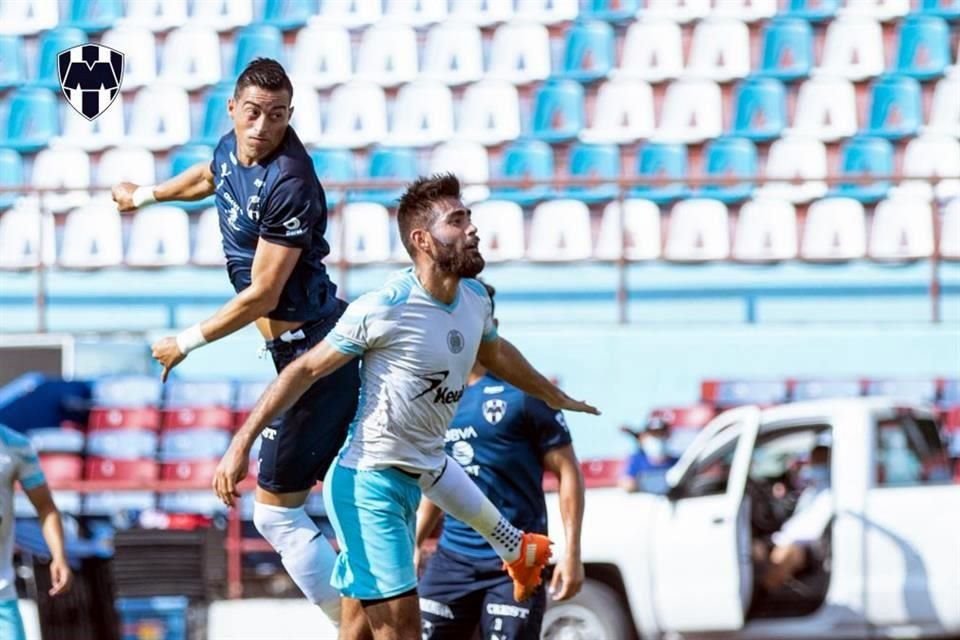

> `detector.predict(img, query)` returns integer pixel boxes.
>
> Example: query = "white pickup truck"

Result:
[543,398,960,640]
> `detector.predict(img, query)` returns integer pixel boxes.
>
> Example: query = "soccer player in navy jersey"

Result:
[413,282,586,640]
[112,58,360,626]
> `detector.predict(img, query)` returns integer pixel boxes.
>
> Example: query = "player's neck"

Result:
[414,264,459,305]
[467,364,487,385]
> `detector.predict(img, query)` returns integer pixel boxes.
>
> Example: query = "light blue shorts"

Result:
[323,462,422,600]
[0,599,26,640]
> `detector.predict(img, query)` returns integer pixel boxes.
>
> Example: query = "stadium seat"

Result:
[385,81,454,147]
[30,147,91,213]
[0,36,26,89]
[868,197,935,261]
[339,203,392,264]
[558,20,615,83]
[87,432,158,461]
[159,26,222,91]
[488,23,551,85]
[126,206,191,268]
[711,0,776,21]
[357,147,418,207]
[792,379,863,401]
[195,83,234,147]
[118,0,186,31]
[159,491,225,515]
[34,27,85,89]
[664,199,730,262]
[942,379,960,405]
[290,24,350,89]
[88,407,161,431]
[164,379,233,409]
[528,200,593,261]
[829,136,894,203]
[84,491,155,516]
[685,18,750,83]
[583,0,639,22]
[613,19,682,82]
[756,136,828,203]
[422,23,483,86]
[629,142,689,204]
[190,0,252,31]
[1,87,59,152]
[448,0,513,25]
[919,0,960,19]
[470,201,526,262]
[864,74,922,140]
[101,26,156,91]
[167,145,215,211]
[233,25,284,77]
[0,199,56,269]
[531,79,585,142]
[814,17,884,81]
[643,0,708,23]
[786,77,858,142]
[559,143,619,204]
[940,198,960,260]
[66,0,123,31]
[457,80,521,146]
[56,93,126,151]
[312,0,381,27]
[897,135,960,201]
[865,379,938,402]
[235,380,270,412]
[733,198,798,262]
[702,379,789,407]
[355,23,418,88]
[515,0,578,23]
[731,76,787,142]
[895,15,951,79]
[800,197,867,261]
[60,199,124,269]
[160,459,220,482]
[128,85,191,151]
[163,405,234,432]
[289,82,322,145]
[259,0,312,30]
[38,453,84,481]
[784,0,839,21]
[93,375,164,408]
[924,77,960,137]
[160,429,231,461]
[489,140,554,206]
[594,199,661,261]
[580,79,654,144]
[0,150,24,210]
[0,0,57,35]
[85,457,157,482]
[759,17,814,81]
[839,0,908,20]
[193,207,226,267]
[383,0,447,26]
[655,79,723,144]
[315,81,388,148]
[429,141,490,205]
[310,148,354,209]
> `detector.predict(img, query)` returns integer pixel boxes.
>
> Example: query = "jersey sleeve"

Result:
[259,175,324,250]
[524,395,573,457]
[326,290,397,356]
[15,439,46,491]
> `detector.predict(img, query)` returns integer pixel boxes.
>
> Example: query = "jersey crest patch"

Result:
[483,398,507,425]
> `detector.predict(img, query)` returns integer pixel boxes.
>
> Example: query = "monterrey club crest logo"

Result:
[58,44,124,121]
[483,399,506,425]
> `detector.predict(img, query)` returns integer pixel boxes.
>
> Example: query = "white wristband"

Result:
[175,325,207,355]
[132,185,157,208]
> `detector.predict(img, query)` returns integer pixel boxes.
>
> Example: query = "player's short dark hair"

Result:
[479,280,496,316]
[397,173,462,256]
[234,58,293,102]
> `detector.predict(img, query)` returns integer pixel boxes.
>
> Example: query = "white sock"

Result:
[419,457,523,563]
[252,501,341,623]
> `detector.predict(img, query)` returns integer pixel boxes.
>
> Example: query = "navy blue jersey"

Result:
[438,374,572,560]
[210,128,339,322]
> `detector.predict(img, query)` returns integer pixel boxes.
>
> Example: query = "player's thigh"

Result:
[418,550,485,640]
[362,590,420,640]
[479,579,547,640]
[0,600,26,640]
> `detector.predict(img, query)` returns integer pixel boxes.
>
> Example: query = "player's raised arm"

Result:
[112,161,215,212]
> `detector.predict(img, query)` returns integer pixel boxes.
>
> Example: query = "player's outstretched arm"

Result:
[25,484,73,597]
[543,445,585,601]
[477,337,600,416]
[112,161,215,212]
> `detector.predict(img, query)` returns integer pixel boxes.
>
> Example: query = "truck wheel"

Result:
[541,579,635,640]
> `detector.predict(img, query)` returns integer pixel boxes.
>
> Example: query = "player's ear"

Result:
[287,105,295,122]
[227,97,236,118]
[411,228,431,255]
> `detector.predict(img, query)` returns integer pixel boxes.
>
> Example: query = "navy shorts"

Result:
[257,299,361,494]
[419,546,546,640]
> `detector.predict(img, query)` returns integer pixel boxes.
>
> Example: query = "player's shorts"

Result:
[257,299,361,494]
[419,546,546,640]
[0,599,26,640]
[323,462,422,600]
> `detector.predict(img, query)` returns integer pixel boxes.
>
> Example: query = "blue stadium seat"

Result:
[160,429,231,461]
[0,150,23,210]
[941,379,960,404]
[233,25,284,77]
[165,380,235,408]
[489,140,555,206]
[235,380,270,410]
[759,17,813,81]
[310,148,354,208]
[694,137,757,203]
[66,0,124,32]
[357,147,418,207]
[629,143,688,204]
[864,74,922,139]
[919,0,960,20]
[582,0,640,22]
[93,375,164,408]
[559,21,616,83]
[259,0,314,30]
[168,146,215,211]
[1,88,59,153]
[895,15,951,79]
[531,79,585,142]
[865,379,938,403]
[0,36,26,90]
[27,427,86,454]
[829,136,894,203]
[35,27,86,89]
[559,143,619,204]
[731,76,787,142]
[792,380,863,401]
[196,83,234,147]
[703,379,789,407]
[87,430,158,459]
[783,0,839,21]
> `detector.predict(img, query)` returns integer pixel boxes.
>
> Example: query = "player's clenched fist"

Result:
[111,182,138,212]
[151,336,186,383]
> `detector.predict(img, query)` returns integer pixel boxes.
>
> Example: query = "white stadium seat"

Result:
[941,199,960,260]
[312,0,381,28]
[193,207,226,266]
[786,77,858,142]
[189,0,252,31]
[31,148,91,213]
[664,199,730,262]
[355,23,418,88]
[383,0,447,26]
[315,81,387,149]
[126,206,191,267]
[0,0,57,35]
[801,198,867,261]
[56,93,126,151]
[814,17,884,81]
[159,26,222,91]
[422,23,484,86]
[613,19,683,83]
[471,201,526,262]
[528,200,593,261]
[644,0,709,23]
[868,198,934,261]
[0,198,55,269]
[120,0,187,31]
[96,148,156,189]
[289,82,322,145]
[457,80,521,146]
[514,0,578,24]
[655,79,723,144]
[448,0,513,26]
[595,199,662,261]
[897,136,960,202]
[838,0,908,21]
[924,77,960,138]
[488,23,551,85]
[101,26,156,91]
[580,79,655,144]
[429,141,490,205]
[709,0,775,22]
[291,25,351,89]
[685,18,751,83]
[733,199,798,262]
[127,85,191,151]
[60,199,124,269]
[757,137,828,204]
[341,203,391,264]
[385,81,454,147]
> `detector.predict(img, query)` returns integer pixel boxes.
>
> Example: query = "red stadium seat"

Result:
[582,458,625,488]
[38,454,83,483]
[159,460,220,483]
[88,407,161,432]
[650,404,716,429]
[162,406,234,431]
[84,457,158,483]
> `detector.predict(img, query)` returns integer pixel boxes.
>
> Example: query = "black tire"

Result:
[540,578,636,640]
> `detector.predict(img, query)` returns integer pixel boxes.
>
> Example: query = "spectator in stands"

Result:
[618,417,678,494]
[113,58,360,627]
[0,424,72,640]
[414,281,585,640]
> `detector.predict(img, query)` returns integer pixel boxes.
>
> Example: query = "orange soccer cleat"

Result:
[504,532,553,602]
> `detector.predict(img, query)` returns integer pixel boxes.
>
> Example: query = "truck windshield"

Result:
[876,414,951,486]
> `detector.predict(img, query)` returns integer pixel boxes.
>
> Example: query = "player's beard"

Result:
[432,235,485,278]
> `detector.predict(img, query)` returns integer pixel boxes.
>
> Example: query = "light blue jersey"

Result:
[0,426,45,600]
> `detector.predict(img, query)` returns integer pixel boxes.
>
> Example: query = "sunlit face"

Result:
[228,85,293,164]
[419,197,485,278]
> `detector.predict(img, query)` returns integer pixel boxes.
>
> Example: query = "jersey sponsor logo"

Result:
[483,399,507,425]
[419,598,454,620]
[483,385,504,394]
[57,44,124,121]
[555,411,568,430]
[411,370,465,405]
[262,427,277,440]
[445,426,477,442]
[485,603,530,619]
[451,440,475,467]
[220,162,231,179]
[446,329,464,354]
[223,191,242,230]
[283,216,305,236]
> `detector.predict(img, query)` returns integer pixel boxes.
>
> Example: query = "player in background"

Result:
[214,174,599,640]
[112,58,359,626]
[414,281,585,640]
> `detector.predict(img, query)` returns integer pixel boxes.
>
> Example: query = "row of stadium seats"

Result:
[2,195,958,268]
